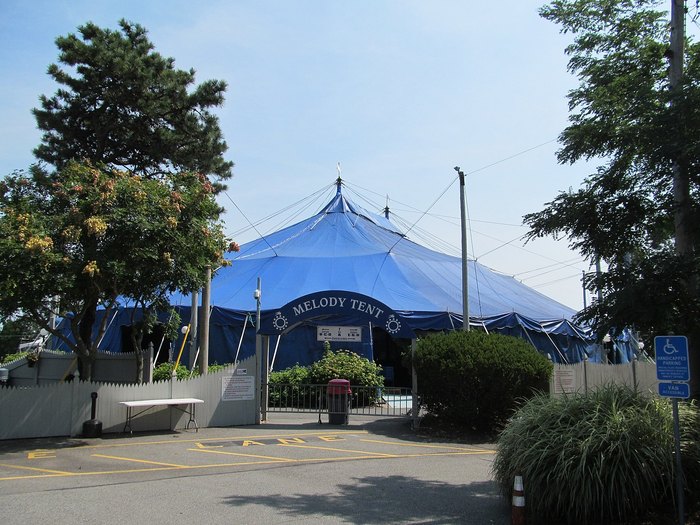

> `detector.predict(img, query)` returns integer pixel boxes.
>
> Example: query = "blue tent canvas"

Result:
[169,184,590,367]
[58,183,592,372]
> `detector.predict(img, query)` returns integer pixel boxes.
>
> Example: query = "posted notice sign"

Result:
[317,326,362,342]
[655,335,690,382]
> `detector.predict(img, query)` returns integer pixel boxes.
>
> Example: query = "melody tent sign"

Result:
[259,290,415,339]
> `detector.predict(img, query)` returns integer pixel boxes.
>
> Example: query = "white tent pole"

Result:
[199,266,211,374]
[234,313,251,364]
[188,290,198,369]
[269,335,281,372]
[542,327,568,364]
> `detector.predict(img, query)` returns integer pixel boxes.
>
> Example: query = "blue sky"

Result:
[0,1,601,309]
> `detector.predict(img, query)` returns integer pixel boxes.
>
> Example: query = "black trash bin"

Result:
[327,379,351,425]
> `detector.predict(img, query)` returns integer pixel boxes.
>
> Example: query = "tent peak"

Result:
[336,162,342,195]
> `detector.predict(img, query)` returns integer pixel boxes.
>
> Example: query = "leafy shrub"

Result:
[207,363,231,374]
[153,362,192,381]
[152,361,233,381]
[413,330,552,433]
[270,364,311,385]
[308,349,384,388]
[269,364,313,407]
[0,351,30,365]
[493,385,700,524]
[268,351,384,407]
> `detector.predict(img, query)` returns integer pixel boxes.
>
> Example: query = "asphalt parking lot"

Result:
[0,414,510,524]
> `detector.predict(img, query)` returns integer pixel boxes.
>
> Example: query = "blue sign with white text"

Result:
[659,382,690,399]
[655,336,690,382]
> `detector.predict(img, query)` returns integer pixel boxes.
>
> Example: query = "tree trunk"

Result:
[77,296,98,381]
[77,353,93,382]
[130,328,144,384]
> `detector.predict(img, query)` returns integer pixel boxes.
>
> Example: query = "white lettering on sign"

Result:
[291,295,385,320]
[292,296,347,316]
[349,298,384,318]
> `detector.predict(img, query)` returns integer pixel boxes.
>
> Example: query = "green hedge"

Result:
[413,330,552,433]
[152,361,231,381]
[493,385,700,523]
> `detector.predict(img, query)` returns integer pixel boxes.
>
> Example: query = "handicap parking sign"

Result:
[655,336,690,382]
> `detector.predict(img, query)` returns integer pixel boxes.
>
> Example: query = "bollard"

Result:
[82,391,103,438]
[512,475,525,525]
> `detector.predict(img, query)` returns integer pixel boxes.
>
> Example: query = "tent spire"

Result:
[384,195,390,219]
[336,162,342,194]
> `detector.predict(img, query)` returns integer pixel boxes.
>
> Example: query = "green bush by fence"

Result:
[268,349,384,407]
[152,361,230,381]
[413,330,552,433]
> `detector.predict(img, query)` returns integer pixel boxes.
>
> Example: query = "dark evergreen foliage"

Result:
[33,20,233,186]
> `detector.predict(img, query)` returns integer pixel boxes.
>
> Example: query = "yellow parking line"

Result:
[279,443,396,457]
[360,439,495,453]
[47,430,368,451]
[389,451,496,458]
[92,454,187,468]
[188,448,295,462]
[0,462,74,476]
[0,446,491,482]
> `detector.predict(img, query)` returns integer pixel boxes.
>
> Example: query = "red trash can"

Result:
[327,379,352,425]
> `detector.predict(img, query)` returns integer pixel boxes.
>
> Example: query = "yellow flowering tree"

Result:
[0,162,231,380]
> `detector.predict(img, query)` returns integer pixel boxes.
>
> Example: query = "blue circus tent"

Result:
[59,182,592,371]
[176,183,589,367]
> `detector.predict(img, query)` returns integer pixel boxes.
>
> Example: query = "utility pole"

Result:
[455,166,470,331]
[669,0,700,402]
[254,278,262,424]
[670,0,691,256]
[595,257,604,306]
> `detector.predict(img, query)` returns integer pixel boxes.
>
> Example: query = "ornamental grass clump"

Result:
[493,384,700,524]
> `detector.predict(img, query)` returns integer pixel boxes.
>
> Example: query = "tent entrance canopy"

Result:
[259,290,416,339]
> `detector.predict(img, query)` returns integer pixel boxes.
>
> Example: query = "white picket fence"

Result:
[0,355,258,440]
[551,360,659,396]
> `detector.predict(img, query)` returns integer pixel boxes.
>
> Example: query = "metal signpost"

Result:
[655,335,690,525]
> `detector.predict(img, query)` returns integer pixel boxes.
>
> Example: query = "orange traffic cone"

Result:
[512,475,526,525]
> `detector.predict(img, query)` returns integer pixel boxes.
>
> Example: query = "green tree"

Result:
[1,20,235,381]
[524,0,700,393]
[33,19,233,185]
[0,162,231,380]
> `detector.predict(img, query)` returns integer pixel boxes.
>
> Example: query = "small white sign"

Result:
[317,326,362,342]
[553,368,576,394]
[222,374,255,401]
